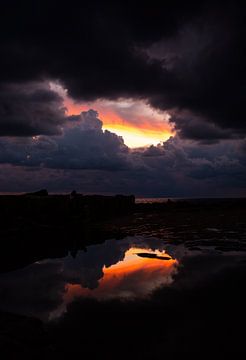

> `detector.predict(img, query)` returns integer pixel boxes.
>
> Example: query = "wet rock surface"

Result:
[108,200,246,253]
[0,312,53,358]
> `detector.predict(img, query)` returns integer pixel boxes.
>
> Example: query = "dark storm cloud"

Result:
[0,110,246,197]
[0,110,130,171]
[0,0,202,89]
[147,3,246,138]
[0,82,66,136]
[0,1,244,140]
[169,112,241,143]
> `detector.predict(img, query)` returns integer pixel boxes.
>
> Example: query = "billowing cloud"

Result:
[169,111,241,143]
[146,5,246,138]
[0,82,66,136]
[63,94,173,147]
[0,110,130,171]
[0,110,246,196]
[0,1,245,140]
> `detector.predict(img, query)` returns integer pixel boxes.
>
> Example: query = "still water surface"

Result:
[0,236,179,320]
[0,234,245,322]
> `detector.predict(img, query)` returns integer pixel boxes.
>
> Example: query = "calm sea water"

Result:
[136,197,172,203]
[136,197,246,203]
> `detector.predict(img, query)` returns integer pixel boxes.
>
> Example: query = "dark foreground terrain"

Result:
[0,195,246,357]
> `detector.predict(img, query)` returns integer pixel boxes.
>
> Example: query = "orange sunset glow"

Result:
[63,247,178,305]
[50,82,173,147]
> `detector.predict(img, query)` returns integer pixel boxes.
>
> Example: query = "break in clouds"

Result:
[0,0,245,196]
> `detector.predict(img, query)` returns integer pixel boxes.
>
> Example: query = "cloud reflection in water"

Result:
[0,237,178,320]
[63,247,178,305]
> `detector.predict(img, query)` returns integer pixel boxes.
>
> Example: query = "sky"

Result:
[0,0,245,196]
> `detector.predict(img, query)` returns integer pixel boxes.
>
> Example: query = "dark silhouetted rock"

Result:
[70,190,77,200]
[24,189,48,196]
[135,253,172,260]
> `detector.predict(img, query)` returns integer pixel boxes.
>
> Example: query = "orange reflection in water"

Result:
[64,248,178,304]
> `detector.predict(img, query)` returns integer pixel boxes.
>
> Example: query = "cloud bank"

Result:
[0,109,245,196]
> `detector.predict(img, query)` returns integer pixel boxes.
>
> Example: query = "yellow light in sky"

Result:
[49,82,174,148]
[103,123,170,148]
